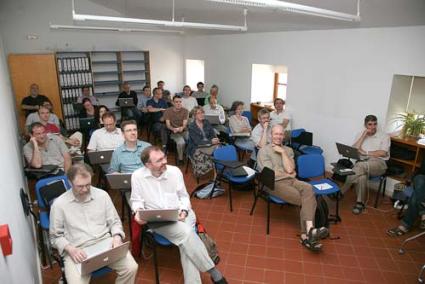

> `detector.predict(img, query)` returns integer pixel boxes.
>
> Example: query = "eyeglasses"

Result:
[73,184,91,190]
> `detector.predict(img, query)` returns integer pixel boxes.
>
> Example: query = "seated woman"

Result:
[79,98,99,145]
[229,101,256,159]
[187,106,220,178]
[388,173,425,236]
[95,105,110,129]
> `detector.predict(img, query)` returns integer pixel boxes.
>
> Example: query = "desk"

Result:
[389,136,425,181]
[250,103,274,121]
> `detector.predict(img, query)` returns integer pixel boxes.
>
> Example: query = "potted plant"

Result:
[396,112,425,139]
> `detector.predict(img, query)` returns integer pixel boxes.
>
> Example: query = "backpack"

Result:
[191,182,224,199]
[196,222,220,264]
[315,195,329,229]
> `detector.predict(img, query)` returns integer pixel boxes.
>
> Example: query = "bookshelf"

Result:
[389,137,425,181]
[56,52,92,131]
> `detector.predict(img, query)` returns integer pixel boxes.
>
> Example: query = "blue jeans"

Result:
[401,174,425,229]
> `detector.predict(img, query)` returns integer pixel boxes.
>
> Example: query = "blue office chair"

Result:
[242,111,253,126]
[291,128,323,155]
[297,154,341,222]
[250,167,287,234]
[35,175,113,282]
[213,145,256,211]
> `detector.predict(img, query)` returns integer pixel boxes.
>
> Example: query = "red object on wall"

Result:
[0,224,12,256]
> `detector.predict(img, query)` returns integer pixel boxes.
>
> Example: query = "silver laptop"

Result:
[336,142,368,161]
[77,238,130,275]
[118,98,135,107]
[87,150,114,165]
[106,173,132,190]
[205,115,221,125]
[138,209,179,223]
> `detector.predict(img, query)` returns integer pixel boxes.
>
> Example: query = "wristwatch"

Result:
[181,209,189,217]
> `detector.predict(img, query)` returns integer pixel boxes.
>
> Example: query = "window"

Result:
[185,59,205,90]
[251,64,288,104]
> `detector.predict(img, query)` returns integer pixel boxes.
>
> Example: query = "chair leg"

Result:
[383,178,387,197]
[419,264,425,283]
[151,237,160,284]
[229,184,233,212]
[250,193,259,215]
[127,204,133,240]
[329,191,342,223]
[374,178,384,208]
[120,190,126,221]
[185,157,190,174]
[266,199,271,235]
[399,230,425,254]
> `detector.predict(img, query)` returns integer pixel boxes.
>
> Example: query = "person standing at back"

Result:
[21,83,51,117]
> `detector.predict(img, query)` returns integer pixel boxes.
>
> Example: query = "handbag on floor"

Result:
[196,221,220,265]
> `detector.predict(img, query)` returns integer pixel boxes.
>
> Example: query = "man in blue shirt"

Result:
[146,87,169,151]
[109,120,151,173]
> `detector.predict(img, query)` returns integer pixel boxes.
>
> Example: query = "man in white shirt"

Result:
[342,115,390,215]
[131,146,227,284]
[250,108,272,149]
[181,85,198,112]
[270,98,291,130]
[203,97,227,133]
[87,112,124,152]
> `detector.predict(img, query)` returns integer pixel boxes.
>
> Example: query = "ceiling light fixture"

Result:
[71,0,247,32]
[49,24,185,34]
[205,0,361,22]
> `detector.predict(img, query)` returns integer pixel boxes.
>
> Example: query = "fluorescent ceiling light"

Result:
[49,24,184,34]
[71,0,247,32]
[205,0,361,22]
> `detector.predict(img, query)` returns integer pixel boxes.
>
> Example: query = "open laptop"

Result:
[336,142,368,161]
[76,238,130,275]
[88,150,114,165]
[118,98,135,107]
[205,115,221,125]
[106,173,132,190]
[79,118,96,129]
[138,208,179,223]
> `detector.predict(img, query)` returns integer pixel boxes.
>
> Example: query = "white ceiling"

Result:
[79,0,425,34]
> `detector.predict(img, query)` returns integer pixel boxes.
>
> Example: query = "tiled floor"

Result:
[41,152,425,283]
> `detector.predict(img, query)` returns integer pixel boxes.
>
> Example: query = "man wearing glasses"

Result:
[342,115,390,215]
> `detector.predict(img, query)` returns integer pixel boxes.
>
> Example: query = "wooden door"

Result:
[8,54,62,131]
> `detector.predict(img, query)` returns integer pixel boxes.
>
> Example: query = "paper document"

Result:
[243,166,256,178]
[313,183,333,191]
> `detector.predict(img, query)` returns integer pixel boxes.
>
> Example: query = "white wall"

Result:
[0,36,41,284]
[184,26,425,166]
[0,0,184,94]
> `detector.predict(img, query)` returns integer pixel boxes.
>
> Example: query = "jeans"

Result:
[401,174,425,229]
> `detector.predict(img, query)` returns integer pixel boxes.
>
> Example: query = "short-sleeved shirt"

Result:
[23,135,69,169]
[163,107,189,128]
[146,98,168,122]
[21,95,50,116]
[109,140,151,173]
[270,110,291,130]
[138,95,152,109]
[250,124,272,146]
[353,130,391,160]
[257,144,296,181]
[181,96,198,112]
[25,113,60,128]
[87,127,124,151]
[192,91,208,99]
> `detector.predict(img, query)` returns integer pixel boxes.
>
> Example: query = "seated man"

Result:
[250,108,272,157]
[203,97,227,134]
[341,115,390,215]
[131,146,227,284]
[87,112,124,152]
[270,98,291,130]
[23,122,71,175]
[115,82,141,123]
[147,87,168,151]
[257,125,328,251]
[163,95,189,165]
[21,83,50,117]
[181,85,198,113]
[109,120,151,173]
[77,86,99,105]
[192,82,209,100]
[25,101,60,130]
[50,163,138,284]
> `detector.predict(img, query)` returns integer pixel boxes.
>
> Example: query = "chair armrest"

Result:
[212,159,244,169]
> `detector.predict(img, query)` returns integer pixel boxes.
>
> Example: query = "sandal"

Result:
[387,226,408,237]
[352,202,365,215]
[308,227,329,240]
[300,237,322,252]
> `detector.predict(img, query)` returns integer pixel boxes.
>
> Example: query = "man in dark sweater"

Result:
[21,83,50,117]
[116,82,141,124]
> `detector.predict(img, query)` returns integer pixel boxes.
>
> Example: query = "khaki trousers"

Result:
[273,178,317,233]
[170,131,188,161]
[342,158,387,203]
[64,247,138,284]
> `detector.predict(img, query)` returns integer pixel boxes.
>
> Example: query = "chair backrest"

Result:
[35,175,71,210]
[242,111,253,125]
[213,145,238,172]
[259,167,275,191]
[291,128,306,138]
[297,154,325,179]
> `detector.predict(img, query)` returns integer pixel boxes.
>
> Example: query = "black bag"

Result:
[39,180,67,211]
[315,196,329,229]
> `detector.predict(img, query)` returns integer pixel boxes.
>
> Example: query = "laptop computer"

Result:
[118,98,135,107]
[79,118,96,129]
[105,173,132,190]
[205,115,221,125]
[88,150,114,165]
[336,142,368,161]
[138,208,179,223]
[77,238,130,275]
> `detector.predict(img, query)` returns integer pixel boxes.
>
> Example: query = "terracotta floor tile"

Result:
[361,269,386,283]
[283,260,303,274]
[243,267,265,282]
[264,270,285,284]
[342,267,365,282]
[285,272,305,284]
